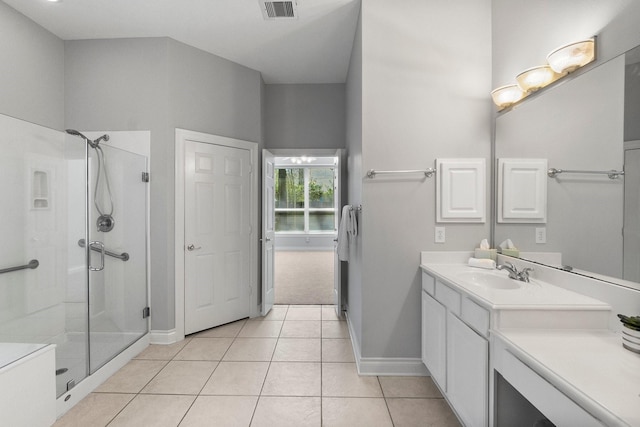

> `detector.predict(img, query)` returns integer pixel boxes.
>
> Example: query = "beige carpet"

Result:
[274,251,334,305]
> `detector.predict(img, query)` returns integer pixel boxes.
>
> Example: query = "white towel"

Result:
[337,205,358,261]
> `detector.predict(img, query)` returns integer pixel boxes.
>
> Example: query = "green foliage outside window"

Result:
[275,167,335,232]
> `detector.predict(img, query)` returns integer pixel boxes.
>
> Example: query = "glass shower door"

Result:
[87,144,148,373]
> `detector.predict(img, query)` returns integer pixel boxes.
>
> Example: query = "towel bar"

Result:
[547,168,624,179]
[366,168,436,179]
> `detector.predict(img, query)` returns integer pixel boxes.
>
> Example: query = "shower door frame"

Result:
[82,131,151,366]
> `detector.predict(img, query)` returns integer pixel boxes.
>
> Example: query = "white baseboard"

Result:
[346,311,428,377]
[150,329,178,344]
[357,357,428,376]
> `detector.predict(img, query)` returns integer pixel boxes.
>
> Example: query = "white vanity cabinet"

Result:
[420,254,634,426]
[421,271,489,426]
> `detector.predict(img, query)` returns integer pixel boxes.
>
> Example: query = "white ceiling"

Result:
[3,0,360,84]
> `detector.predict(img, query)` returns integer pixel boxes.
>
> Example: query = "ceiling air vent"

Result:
[260,1,298,20]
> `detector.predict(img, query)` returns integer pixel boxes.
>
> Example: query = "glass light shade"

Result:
[516,65,563,92]
[491,84,525,109]
[547,39,595,74]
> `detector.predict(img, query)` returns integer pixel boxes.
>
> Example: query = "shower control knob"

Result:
[187,244,202,251]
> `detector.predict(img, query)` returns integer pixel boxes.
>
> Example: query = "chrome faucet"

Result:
[518,267,534,283]
[497,262,534,282]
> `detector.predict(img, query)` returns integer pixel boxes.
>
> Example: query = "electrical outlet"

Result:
[435,227,446,243]
[535,227,546,244]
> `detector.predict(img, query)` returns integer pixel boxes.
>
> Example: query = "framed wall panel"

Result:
[498,158,547,223]
[436,158,486,223]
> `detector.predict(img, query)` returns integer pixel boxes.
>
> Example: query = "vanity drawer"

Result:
[461,298,489,337]
[422,271,435,295]
[435,280,460,315]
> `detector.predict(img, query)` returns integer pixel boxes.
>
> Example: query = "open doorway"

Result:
[273,155,338,305]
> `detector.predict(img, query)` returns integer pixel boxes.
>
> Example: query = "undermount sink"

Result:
[456,271,524,290]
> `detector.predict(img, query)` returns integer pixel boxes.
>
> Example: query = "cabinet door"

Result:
[422,291,447,390]
[447,312,488,427]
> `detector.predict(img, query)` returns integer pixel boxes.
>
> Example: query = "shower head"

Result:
[65,129,109,147]
[65,129,90,141]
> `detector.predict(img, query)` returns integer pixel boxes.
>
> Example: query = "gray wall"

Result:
[264,84,345,149]
[65,38,262,331]
[345,7,363,352]
[0,2,64,129]
[350,0,492,359]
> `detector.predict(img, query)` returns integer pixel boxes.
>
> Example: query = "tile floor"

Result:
[54,305,461,427]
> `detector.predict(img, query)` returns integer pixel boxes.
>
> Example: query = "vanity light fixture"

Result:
[490,85,526,110]
[547,39,596,74]
[491,37,596,110]
[516,65,564,93]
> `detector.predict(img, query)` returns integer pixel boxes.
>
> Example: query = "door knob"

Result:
[187,244,202,251]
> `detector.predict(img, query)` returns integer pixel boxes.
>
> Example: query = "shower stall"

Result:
[0,113,149,402]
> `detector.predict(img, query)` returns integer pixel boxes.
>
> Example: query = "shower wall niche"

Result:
[31,169,50,209]
[0,114,150,404]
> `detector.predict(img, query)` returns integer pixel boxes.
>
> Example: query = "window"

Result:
[275,167,336,233]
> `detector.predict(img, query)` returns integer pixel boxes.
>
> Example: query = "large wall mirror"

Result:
[494,43,640,291]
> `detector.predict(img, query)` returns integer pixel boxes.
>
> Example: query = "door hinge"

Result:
[142,307,150,319]
[142,172,150,183]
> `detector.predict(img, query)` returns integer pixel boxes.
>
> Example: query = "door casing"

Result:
[264,148,346,314]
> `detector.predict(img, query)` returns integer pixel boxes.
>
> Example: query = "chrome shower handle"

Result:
[89,241,105,271]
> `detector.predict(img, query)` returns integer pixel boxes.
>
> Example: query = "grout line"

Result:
[103,393,137,426]
[248,325,278,426]
[320,329,324,425]
[378,376,397,427]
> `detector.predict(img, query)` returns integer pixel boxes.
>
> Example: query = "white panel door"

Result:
[184,140,251,334]
[624,148,640,282]
[262,150,275,316]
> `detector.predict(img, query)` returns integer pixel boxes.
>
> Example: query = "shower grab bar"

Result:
[366,168,436,179]
[547,168,624,179]
[0,259,39,275]
[78,239,130,262]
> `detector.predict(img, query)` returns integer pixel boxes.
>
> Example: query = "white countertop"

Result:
[0,342,49,370]
[421,263,611,311]
[495,329,640,427]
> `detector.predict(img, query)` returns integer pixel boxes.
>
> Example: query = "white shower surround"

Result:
[0,115,151,421]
